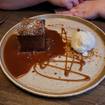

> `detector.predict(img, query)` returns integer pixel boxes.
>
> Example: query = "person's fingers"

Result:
[65,1,73,9]
[56,9,74,16]
[70,9,96,19]
[56,6,79,15]
[65,0,80,9]
[69,4,85,14]
[66,6,85,18]
[72,0,79,6]
[57,0,98,19]
[56,8,95,19]
[71,8,86,17]
[70,8,78,13]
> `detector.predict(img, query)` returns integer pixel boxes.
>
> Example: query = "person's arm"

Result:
[0,0,80,10]
[0,0,47,10]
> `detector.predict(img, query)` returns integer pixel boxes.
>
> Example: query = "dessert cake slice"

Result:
[17,18,46,52]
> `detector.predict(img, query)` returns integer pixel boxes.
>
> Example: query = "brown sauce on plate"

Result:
[4,28,90,81]
[4,29,65,77]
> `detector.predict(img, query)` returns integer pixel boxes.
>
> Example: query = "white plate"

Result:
[0,14,105,97]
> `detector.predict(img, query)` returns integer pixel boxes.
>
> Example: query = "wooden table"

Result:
[0,2,105,105]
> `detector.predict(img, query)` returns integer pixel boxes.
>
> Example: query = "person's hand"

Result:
[56,0,105,20]
[48,0,80,9]
[56,0,100,19]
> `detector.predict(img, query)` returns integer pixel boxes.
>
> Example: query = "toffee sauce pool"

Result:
[4,28,89,81]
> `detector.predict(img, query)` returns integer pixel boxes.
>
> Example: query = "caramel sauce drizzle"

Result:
[4,25,91,82]
[34,64,90,82]
[33,27,90,81]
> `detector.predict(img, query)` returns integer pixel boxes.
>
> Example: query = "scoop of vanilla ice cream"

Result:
[71,30,96,56]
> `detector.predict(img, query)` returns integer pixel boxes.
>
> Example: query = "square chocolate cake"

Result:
[17,18,46,52]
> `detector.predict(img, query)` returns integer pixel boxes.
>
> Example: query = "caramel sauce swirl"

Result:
[4,27,90,81]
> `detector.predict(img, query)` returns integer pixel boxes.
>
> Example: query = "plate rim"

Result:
[0,14,105,98]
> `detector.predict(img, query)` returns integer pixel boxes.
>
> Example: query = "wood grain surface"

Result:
[0,2,105,105]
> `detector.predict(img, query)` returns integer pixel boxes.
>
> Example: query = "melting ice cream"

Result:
[71,29,96,56]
